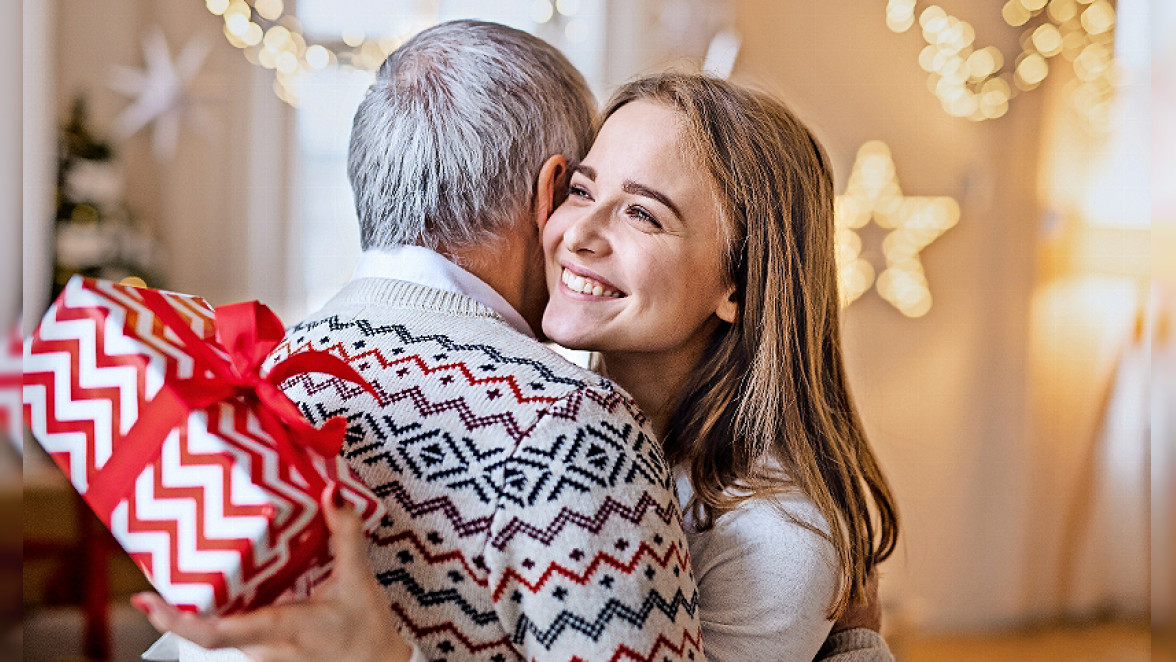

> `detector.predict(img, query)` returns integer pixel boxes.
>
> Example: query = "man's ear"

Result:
[716,285,739,324]
[533,154,568,233]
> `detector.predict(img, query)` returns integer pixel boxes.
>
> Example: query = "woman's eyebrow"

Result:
[624,180,683,221]
[573,164,596,180]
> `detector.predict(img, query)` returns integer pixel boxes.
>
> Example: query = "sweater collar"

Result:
[350,246,535,338]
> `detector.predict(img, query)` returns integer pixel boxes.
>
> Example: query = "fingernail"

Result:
[131,594,154,615]
[329,481,346,509]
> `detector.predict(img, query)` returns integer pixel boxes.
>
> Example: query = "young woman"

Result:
[139,73,897,662]
[541,73,899,661]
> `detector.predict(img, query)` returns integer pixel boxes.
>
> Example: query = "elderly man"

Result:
[138,19,892,662]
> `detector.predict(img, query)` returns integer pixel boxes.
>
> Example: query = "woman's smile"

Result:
[559,264,625,298]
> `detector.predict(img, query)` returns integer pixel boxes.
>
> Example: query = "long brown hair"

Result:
[603,74,898,618]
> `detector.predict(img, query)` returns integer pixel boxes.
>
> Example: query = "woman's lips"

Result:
[560,265,625,298]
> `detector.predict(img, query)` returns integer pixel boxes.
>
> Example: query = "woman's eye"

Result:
[568,184,591,199]
[627,205,662,229]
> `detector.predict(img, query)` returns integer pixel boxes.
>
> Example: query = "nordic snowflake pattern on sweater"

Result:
[267,279,702,662]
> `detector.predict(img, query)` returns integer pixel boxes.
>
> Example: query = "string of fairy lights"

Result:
[211,0,1119,130]
[203,0,431,105]
[204,0,585,105]
[886,0,1117,130]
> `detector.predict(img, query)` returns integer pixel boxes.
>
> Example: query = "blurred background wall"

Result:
[18,0,1169,660]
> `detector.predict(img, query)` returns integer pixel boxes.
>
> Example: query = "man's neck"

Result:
[441,223,546,336]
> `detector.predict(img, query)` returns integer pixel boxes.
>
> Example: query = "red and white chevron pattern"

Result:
[23,277,384,614]
[0,321,21,450]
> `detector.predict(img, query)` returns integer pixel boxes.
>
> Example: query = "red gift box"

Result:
[22,276,386,614]
[1,321,20,450]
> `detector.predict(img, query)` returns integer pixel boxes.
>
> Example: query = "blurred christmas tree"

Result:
[52,96,159,298]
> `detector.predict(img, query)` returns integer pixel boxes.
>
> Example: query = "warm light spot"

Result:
[120,277,148,289]
[243,22,263,47]
[1002,0,1032,26]
[531,0,554,24]
[223,25,248,49]
[206,0,230,16]
[888,0,917,16]
[919,45,940,71]
[1019,0,1048,12]
[966,48,998,79]
[1061,29,1087,59]
[951,21,975,49]
[263,25,292,50]
[981,76,1012,97]
[945,92,979,117]
[1048,0,1078,22]
[1074,43,1111,80]
[305,44,330,70]
[277,51,299,75]
[258,47,277,69]
[225,12,250,37]
[919,5,947,28]
[255,0,284,21]
[1032,23,1064,57]
[940,56,969,84]
[887,13,916,33]
[1081,0,1116,34]
[927,15,954,43]
[342,31,365,47]
[981,90,1010,118]
[1015,52,1049,87]
[556,0,581,16]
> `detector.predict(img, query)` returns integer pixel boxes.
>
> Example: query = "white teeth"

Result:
[561,268,622,298]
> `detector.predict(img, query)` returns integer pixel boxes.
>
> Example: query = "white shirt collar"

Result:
[351,245,535,338]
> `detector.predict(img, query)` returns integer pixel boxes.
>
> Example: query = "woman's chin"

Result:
[541,314,595,351]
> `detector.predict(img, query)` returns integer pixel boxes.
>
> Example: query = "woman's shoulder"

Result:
[725,488,830,536]
[677,478,839,661]
[678,473,836,578]
[707,490,835,572]
[678,471,831,543]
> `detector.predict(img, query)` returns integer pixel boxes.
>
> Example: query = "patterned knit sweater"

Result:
[266,278,703,662]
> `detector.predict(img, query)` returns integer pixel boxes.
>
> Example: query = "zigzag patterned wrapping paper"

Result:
[0,322,20,450]
[22,276,386,614]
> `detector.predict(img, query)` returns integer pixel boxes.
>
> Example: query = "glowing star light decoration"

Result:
[835,141,960,318]
[109,28,214,161]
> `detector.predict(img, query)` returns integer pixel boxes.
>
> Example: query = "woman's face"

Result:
[541,100,736,356]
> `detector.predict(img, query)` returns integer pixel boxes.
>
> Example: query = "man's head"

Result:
[348,20,597,253]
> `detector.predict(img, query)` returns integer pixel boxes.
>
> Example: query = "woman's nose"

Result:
[563,206,611,256]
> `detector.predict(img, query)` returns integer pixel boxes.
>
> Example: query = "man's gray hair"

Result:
[348,20,597,251]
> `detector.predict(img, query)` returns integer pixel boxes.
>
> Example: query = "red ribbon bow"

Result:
[86,289,376,522]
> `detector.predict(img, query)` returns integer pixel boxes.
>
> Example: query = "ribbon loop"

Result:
[85,289,376,521]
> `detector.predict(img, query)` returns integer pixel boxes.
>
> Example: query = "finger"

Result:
[133,591,298,651]
[320,482,372,580]
[131,592,181,635]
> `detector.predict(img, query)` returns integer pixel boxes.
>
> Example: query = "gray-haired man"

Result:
[140,19,891,662]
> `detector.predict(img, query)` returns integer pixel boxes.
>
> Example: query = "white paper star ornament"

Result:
[109,28,214,161]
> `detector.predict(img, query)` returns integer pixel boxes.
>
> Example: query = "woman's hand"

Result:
[132,484,414,662]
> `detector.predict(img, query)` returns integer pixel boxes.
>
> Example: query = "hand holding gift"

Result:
[23,276,387,614]
[134,483,415,662]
